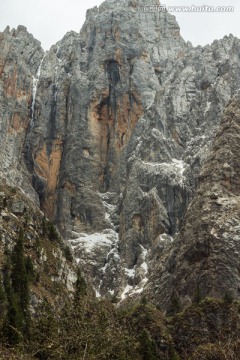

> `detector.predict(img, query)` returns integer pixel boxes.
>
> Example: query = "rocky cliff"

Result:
[0,178,77,307]
[148,94,240,309]
[0,25,44,201]
[1,0,240,304]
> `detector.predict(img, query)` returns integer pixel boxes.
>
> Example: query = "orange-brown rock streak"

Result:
[89,89,143,188]
[35,139,63,220]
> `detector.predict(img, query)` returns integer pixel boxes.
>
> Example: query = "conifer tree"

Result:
[0,272,7,340]
[25,255,35,282]
[168,291,181,316]
[74,268,87,304]
[10,228,30,337]
[139,329,157,360]
[5,291,24,345]
[0,273,6,307]
[193,284,202,304]
[2,262,23,345]
[11,228,29,312]
[41,216,48,236]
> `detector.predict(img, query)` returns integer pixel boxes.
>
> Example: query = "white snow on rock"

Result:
[121,284,134,300]
[98,191,118,229]
[69,227,120,298]
[204,101,212,115]
[70,230,117,253]
[172,158,186,176]
[95,289,101,298]
[125,267,136,278]
[139,158,188,185]
[159,233,173,243]
[120,245,149,301]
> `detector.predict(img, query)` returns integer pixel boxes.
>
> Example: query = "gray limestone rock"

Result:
[1,0,240,300]
[11,199,25,215]
[0,26,44,202]
[147,95,240,309]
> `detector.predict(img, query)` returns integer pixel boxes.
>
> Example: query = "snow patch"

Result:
[70,229,118,253]
[139,158,188,185]
[172,158,185,176]
[95,289,101,298]
[139,245,148,272]
[141,262,148,272]
[159,233,174,242]
[121,285,133,300]
[70,227,120,297]
[204,101,212,115]
[120,245,149,301]
[125,267,135,278]
[98,192,117,229]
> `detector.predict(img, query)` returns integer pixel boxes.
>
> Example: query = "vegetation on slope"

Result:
[1,273,240,359]
[1,181,240,359]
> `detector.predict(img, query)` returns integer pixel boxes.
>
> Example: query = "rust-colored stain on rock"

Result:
[35,139,63,220]
[8,112,29,134]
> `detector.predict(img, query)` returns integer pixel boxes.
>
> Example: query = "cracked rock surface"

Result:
[148,95,240,309]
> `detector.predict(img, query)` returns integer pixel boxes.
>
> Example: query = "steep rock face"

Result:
[115,34,240,298]
[23,0,188,293]
[24,0,186,230]
[1,0,240,299]
[0,26,44,201]
[0,178,77,305]
[148,95,240,309]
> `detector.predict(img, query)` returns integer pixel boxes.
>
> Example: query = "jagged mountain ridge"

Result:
[1,0,240,304]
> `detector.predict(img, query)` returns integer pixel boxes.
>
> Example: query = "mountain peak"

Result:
[1,0,240,305]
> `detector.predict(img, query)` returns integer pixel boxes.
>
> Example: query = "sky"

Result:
[0,0,239,50]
